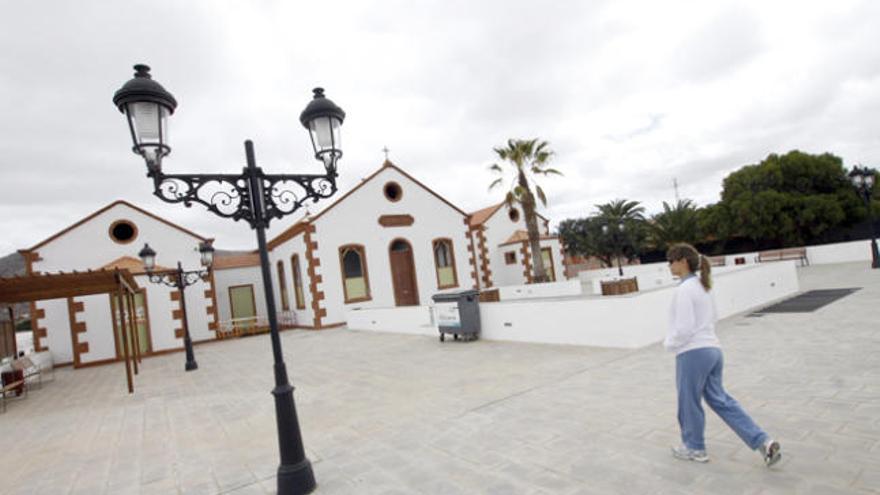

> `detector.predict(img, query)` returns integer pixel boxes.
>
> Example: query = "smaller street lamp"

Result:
[138,241,215,370]
[849,166,879,269]
[602,221,627,276]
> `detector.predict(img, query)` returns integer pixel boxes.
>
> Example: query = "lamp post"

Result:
[849,166,879,269]
[602,221,626,276]
[138,241,215,371]
[114,64,345,494]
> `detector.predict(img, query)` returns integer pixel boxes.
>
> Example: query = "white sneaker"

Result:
[760,439,781,467]
[671,445,710,463]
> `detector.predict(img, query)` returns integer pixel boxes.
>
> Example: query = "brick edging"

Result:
[520,241,533,284]
[475,226,493,288]
[465,219,480,290]
[66,298,88,367]
[205,271,220,333]
[21,251,48,352]
[304,223,327,328]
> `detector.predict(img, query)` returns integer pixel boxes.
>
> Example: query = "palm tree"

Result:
[649,199,700,250]
[489,138,562,283]
[595,199,646,222]
[594,199,646,273]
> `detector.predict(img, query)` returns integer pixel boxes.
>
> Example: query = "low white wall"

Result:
[498,280,583,300]
[714,240,872,266]
[347,261,800,348]
[580,262,754,295]
[806,240,873,264]
[346,306,434,336]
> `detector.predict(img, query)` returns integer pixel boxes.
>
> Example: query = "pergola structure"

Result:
[0,269,142,393]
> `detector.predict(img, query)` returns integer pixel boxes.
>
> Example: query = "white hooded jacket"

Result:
[664,275,721,355]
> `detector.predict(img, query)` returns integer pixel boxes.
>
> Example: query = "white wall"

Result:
[711,240,873,266]
[36,299,72,364]
[308,166,474,324]
[347,262,800,349]
[498,280,583,300]
[267,234,315,327]
[79,294,116,363]
[493,244,524,287]
[346,306,435,336]
[806,240,874,264]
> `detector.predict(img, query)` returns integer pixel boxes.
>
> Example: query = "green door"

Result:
[229,285,257,332]
[133,291,151,353]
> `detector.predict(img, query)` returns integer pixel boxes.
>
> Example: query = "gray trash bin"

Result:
[431,289,481,342]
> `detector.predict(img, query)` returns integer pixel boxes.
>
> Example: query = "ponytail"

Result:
[667,243,712,291]
[699,254,712,291]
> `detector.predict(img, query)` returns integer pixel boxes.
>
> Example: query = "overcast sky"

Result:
[2,0,879,255]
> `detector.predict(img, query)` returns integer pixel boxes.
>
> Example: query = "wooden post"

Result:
[115,277,134,394]
[125,291,138,376]
[8,306,16,358]
[128,292,142,364]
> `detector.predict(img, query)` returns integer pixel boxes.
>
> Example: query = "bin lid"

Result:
[431,289,481,302]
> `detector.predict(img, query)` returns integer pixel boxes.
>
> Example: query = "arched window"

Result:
[433,238,458,289]
[291,254,305,310]
[339,245,371,303]
[277,260,290,311]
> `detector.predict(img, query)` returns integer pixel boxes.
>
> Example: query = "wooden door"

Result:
[541,247,556,282]
[389,240,419,306]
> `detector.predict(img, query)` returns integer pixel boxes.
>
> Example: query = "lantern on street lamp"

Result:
[300,88,345,174]
[198,241,215,268]
[138,243,157,271]
[113,64,177,171]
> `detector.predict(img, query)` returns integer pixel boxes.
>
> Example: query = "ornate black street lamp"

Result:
[602,221,626,276]
[849,166,879,269]
[114,64,345,494]
[138,241,215,371]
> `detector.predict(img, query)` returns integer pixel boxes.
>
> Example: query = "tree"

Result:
[649,199,700,250]
[489,138,562,283]
[718,150,856,246]
[557,218,590,257]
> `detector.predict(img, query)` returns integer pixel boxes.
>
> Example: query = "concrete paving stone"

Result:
[221,481,267,495]
[804,483,867,495]
[854,467,880,493]
[139,477,180,495]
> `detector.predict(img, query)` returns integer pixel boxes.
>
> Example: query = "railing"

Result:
[216,311,297,339]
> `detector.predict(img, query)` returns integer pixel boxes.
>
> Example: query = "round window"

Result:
[508,208,520,223]
[109,220,138,244]
[384,182,402,202]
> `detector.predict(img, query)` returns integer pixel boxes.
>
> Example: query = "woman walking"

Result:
[665,243,781,466]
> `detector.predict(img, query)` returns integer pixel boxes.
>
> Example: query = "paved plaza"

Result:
[1,262,878,494]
